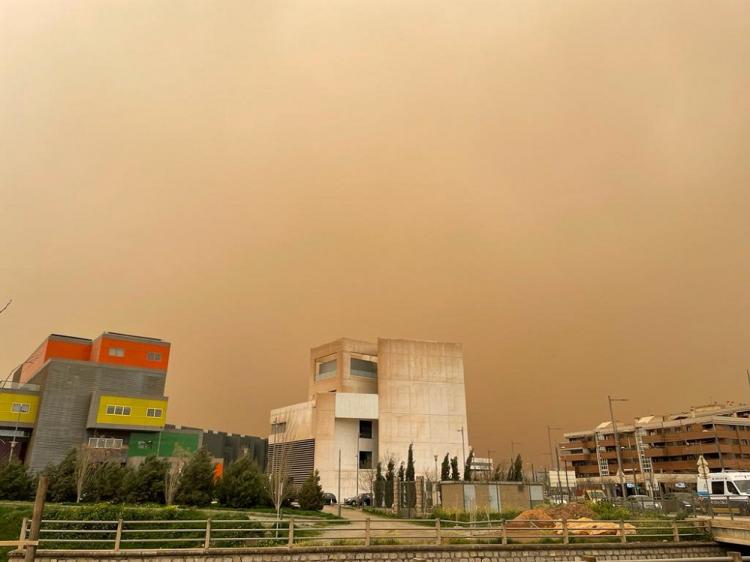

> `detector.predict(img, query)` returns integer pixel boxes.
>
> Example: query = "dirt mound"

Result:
[547,503,595,520]
[553,518,637,536]
[506,508,555,529]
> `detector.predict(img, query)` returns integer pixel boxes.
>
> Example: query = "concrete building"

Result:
[268,337,470,500]
[559,402,750,495]
[1,332,266,472]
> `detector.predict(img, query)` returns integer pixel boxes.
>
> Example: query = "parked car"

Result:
[344,493,372,507]
[625,494,662,511]
[322,492,337,505]
[661,492,694,513]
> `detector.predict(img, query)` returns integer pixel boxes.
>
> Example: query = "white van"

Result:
[697,471,750,512]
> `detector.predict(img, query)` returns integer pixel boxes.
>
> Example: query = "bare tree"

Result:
[268,414,298,523]
[75,444,112,503]
[164,444,191,506]
[0,299,11,316]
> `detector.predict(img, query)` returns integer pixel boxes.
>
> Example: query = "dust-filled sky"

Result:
[2,0,750,469]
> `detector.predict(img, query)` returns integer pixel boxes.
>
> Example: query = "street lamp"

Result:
[434,454,439,481]
[8,402,28,462]
[608,395,629,499]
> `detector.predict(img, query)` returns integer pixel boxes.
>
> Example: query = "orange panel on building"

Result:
[91,334,170,371]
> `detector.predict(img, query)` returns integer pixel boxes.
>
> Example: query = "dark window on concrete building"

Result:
[351,358,377,378]
[316,359,337,381]
[272,421,287,434]
[147,352,162,361]
[359,450,372,469]
[359,420,372,439]
[108,347,125,357]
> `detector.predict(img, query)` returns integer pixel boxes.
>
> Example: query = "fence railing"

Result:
[16,517,711,551]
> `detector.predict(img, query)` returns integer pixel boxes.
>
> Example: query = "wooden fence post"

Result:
[728,551,742,562]
[562,518,569,545]
[619,520,626,544]
[114,519,123,552]
[435,518,441,545]
[364,517,371,546]
[501,520,507,545]
[24,476,47,562]
[288,518,294,547]
[18,518,28,545]
[672,521,680,542]
[204,519,212,550]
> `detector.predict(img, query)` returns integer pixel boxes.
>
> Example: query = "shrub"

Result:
[215,456,270,508]
[298,470,324,511]
[84,462,128,503]
[590,501,631,520]
[45,449,77,503]
[175,449,214,507]
[125,456,168,504]
[0,462,34,500]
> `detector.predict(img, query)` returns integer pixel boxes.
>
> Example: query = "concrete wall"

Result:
[309,338,378,398]
[25,360,166,472]
[377,338,469,475]
[14,542,726,562]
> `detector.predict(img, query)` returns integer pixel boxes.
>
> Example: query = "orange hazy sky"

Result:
[1,1,750,468]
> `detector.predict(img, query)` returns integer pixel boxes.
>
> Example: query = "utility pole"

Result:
[457,426,466,469]
[608,395,629,499]
[547,426,562,501]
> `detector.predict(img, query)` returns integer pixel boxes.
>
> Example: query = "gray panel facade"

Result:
[26,360,166,472]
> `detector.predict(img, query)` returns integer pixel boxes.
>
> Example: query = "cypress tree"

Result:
[450,456,460,481]
[374,462,385,507]
[440,453,450,481]
[46,449,77,503]
[405,444,415,481]
[464,449,474,481]
[298,470,324,511]
[384,459,395,508]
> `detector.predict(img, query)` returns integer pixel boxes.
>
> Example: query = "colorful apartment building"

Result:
[1,332,266,472]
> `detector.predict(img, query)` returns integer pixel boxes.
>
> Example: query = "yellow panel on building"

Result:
[95,395,167,428]
[0,392,40,424]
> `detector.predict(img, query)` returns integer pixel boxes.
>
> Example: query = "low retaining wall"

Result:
[11,541,725,562]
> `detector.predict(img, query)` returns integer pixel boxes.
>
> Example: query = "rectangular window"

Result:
[712,481,725,494]
[271,421,287,434]
[146,408,163,418]
[147,351,161,361]
[89,437,123,449]
[315,359,337,381]
[108,347,125,357]
[114,405,124,415]
[122,406,131,416]
[351,358,377,379]
[11,403,30,414]
[106,405,115,415]
[359,420,373,439]
[359,450,373,469]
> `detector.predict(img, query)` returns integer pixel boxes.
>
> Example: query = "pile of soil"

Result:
[506,508,555,529]
[546,503,595,520]
[553,518,637,536]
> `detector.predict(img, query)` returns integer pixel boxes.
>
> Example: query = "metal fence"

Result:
[15,517,711,551]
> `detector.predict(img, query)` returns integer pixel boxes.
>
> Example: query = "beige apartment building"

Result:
[268,338,470,500]
[559,402,750,495]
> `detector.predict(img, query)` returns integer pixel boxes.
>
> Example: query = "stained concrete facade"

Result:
[268,337,470,500]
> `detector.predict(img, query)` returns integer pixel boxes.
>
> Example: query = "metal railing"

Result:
[17,517,711,551]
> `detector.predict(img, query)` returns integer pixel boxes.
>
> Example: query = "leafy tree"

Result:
[126,456,168,504]
[440,453,450,481]
[464,449,474,481]
[450,456,460,481]
[85,462,127,502]
[175,449,214,506]
[215,456,270,508]
[384,459,395,508]
[0,461,34,500]
[374,462,385,507]
[298,470,324,511]
[46,449,77,503]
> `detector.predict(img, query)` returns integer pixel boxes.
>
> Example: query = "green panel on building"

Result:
[128,431,200,457]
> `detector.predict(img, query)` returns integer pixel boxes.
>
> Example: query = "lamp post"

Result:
[8,403,27,462]
[434,454,439,481]
[608,395,629,499]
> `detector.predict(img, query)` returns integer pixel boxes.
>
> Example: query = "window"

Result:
[108,347,125,358]
[359,420,373,439]
[359,451,373,469]
[146,408,163,418]
[712,481,725,494]
[728,482,741,495]
[88,437,123,449]
[351,358,377,379]
[11,403,30,414]
[147,351,161,361]
[271,421,287,434]
[106,404,131,416]
[315,359,337,381]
